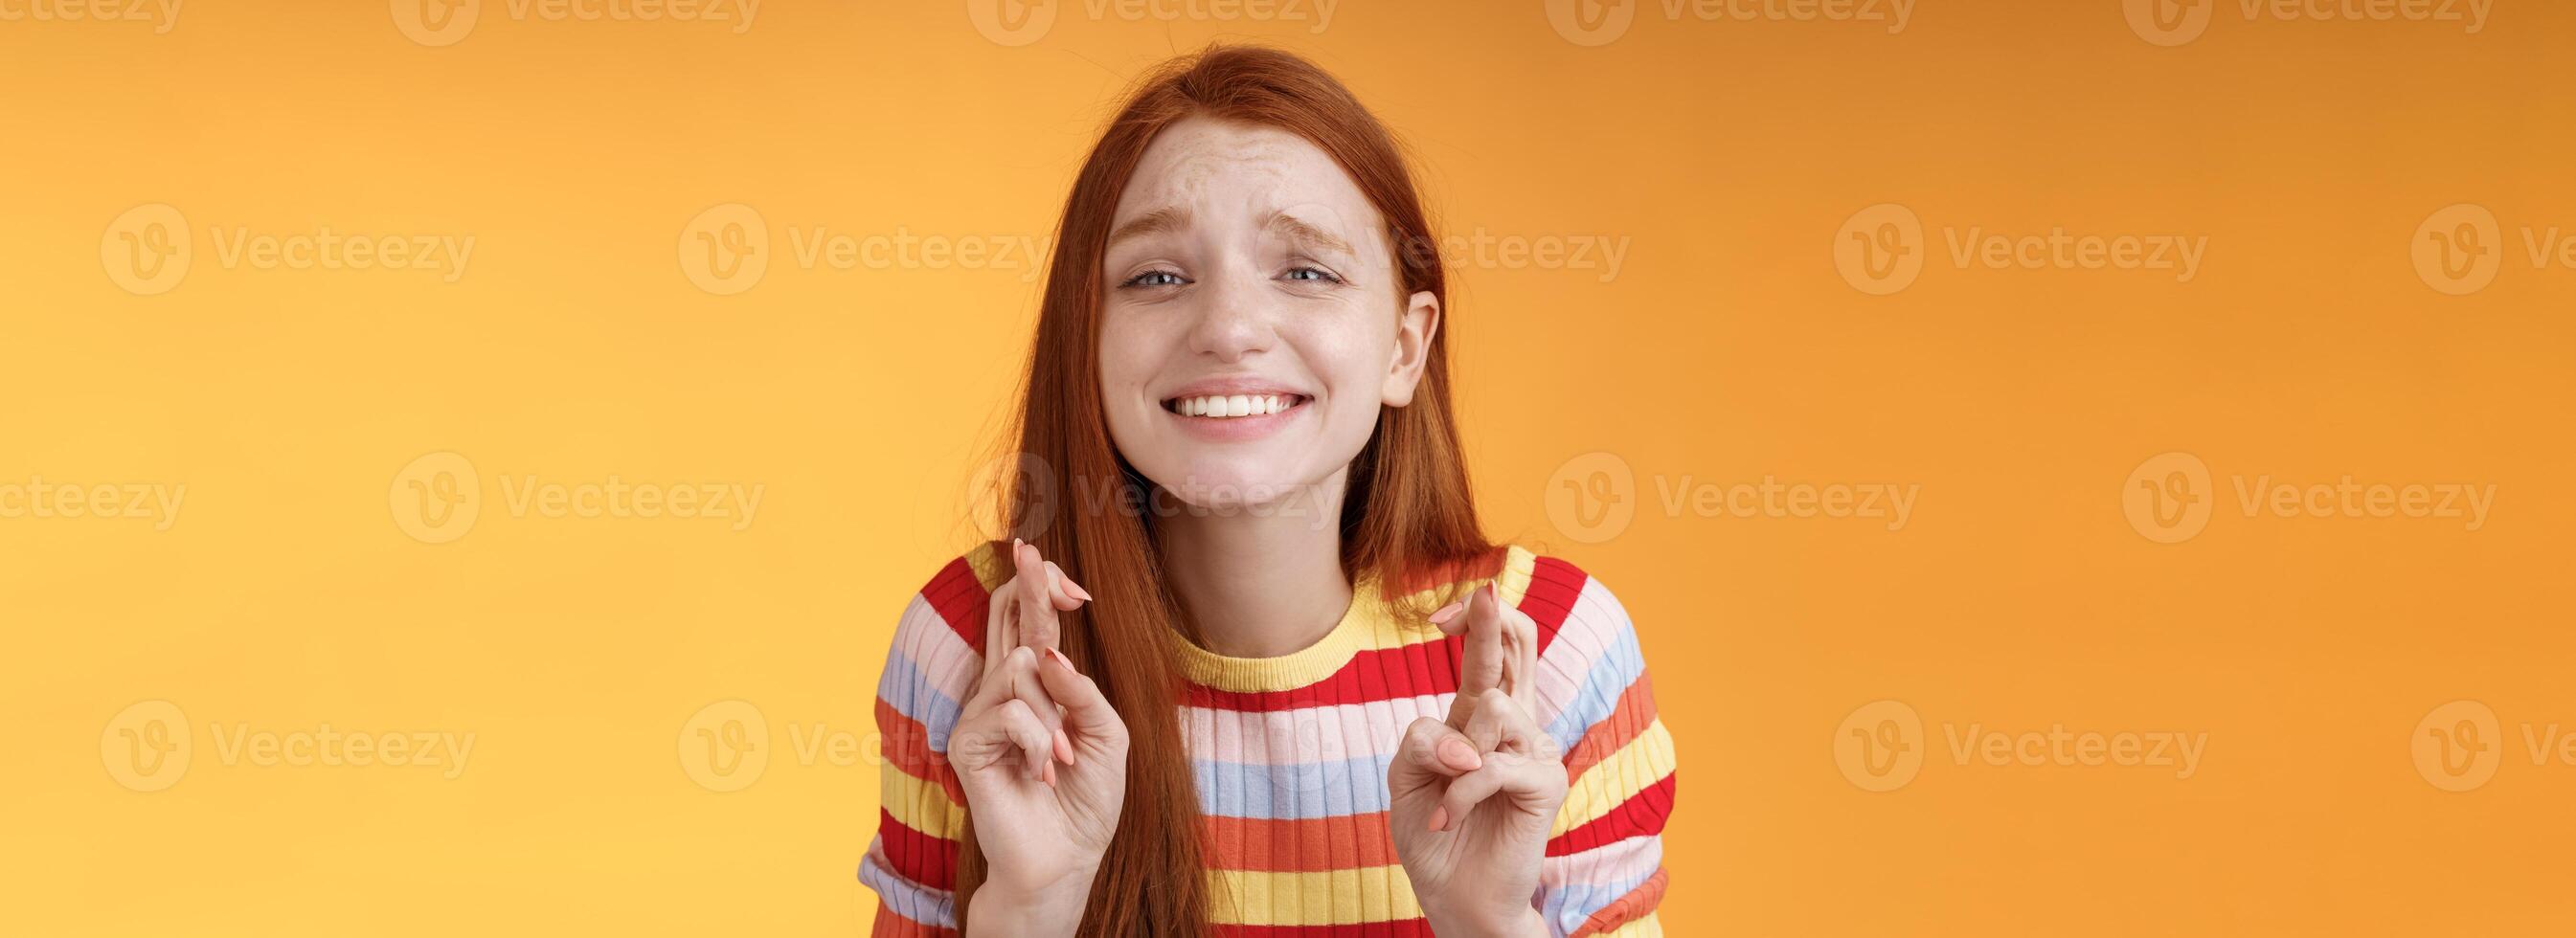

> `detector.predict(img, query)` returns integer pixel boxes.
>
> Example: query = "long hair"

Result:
[962,45,1493,935]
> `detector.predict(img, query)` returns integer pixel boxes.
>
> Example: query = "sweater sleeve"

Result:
[1518,556,1678,937]
[860,557,993,937]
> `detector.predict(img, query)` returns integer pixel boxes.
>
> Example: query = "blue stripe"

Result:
[858,837,958,927]
[1544,622,1644,750]
[876,652,963,753]
[1193,751,1396,819]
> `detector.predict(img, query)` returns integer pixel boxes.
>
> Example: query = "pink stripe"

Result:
[1531,576,1636,722]
[885,593,982,728]
[1186,695,1456,766]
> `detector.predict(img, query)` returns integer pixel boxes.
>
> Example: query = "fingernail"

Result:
[1042,760,1056,787]
[1065,579,1093,602]
[1428,601,1464,626]
[1046,647,1076,673]
[1437,736,1483,771]
[1428,805,1448,832]
[1053,727,1074,766]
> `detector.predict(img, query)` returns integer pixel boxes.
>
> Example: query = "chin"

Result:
[1150,458,1318,511]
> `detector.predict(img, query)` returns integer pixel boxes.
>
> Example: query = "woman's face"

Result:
[1097,116,1439,511]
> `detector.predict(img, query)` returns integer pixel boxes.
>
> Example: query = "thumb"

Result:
[1390,717,1481,796]
[1035,647,1124,744]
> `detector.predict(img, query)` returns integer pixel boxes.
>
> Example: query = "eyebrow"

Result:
[1103,207,1357,257]
[1106,206,1190,251]
[1267,212,1354,256]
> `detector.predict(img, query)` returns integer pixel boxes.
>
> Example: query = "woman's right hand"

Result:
[950,540,1128,937]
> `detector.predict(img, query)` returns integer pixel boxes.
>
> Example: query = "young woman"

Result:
[862,46,1676,937]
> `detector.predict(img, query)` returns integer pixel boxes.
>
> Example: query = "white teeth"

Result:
[1168,393,1299,418]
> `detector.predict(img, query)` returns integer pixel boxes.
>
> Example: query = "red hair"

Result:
[966,45,1491,935]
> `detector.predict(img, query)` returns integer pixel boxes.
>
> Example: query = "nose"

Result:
[1185,260,1277,363]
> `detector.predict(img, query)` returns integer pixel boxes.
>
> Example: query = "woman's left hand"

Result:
[1388,582,1569,937]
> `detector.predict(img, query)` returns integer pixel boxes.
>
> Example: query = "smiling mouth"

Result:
[1162,393,1311,418]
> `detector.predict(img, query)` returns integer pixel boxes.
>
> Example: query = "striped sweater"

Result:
[863,542,1676,936]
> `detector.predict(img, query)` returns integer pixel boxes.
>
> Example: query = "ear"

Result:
[1380,289,1441,408]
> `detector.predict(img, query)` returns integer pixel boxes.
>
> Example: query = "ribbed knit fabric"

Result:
[862,542,1676,937]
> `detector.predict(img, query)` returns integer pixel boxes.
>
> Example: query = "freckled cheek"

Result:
[1285,315,1396,408]
[1095,316,1166,409]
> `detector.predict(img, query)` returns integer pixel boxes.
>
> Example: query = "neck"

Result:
[1154,471,1354,659]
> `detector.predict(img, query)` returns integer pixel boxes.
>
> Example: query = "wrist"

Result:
[965,868,1098,938]
[1419,897,1546,938]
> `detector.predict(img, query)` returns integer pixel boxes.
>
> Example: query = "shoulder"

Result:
[1468,544,1638,660]
[1482,545,1651,743]
[1391,543,1639,658]
[891,541,1008,654]
[876,541,1010,742]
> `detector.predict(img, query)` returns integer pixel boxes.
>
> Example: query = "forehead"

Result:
[1112,116,1380,236]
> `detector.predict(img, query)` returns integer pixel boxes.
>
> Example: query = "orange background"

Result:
[6,0,2573,934]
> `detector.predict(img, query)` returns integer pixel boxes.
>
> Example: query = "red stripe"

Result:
[1215,921,1433,938]
[1203,811,1399,873]
[1572,868,1668,936]
[874,699,965,806]
[1186,557,1599,712]
[876,699,939,781]
[1185,636,1468,711]
[1520,555,1589,656]
[921,554,992,651]
[1546,773,1676,858]
[874,809,960,890]
[1562,670,1660,784]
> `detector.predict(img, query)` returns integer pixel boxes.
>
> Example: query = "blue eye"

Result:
[1283,266,1343,284]
[1123,269,1186,288]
